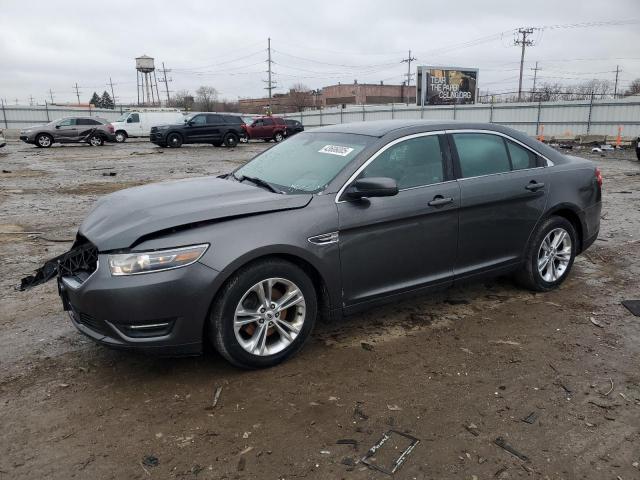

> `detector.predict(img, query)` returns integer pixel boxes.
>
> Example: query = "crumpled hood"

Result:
[79,176,312,251]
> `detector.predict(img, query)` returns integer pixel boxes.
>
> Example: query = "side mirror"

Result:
[55,125,61,129]
[345,177,398,200]
[187,121,194,126]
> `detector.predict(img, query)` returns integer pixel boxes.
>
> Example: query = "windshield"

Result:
[116,113,129,122]
[233,132,374,194]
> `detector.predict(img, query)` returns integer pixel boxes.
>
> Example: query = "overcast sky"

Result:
[1,0,639,106]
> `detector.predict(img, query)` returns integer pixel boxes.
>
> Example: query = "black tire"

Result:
[209,259,317,369]
[167,133,183,148]
[515,216,577,292]
[223,133,239,148]
[35,133,53,148]
[115,131,127,143]
[274,131,284,142]
[88,134,104,147]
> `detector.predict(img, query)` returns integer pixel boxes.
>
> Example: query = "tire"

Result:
[35,133,53,148]
[223,133,239,148]
[115,131,127,143]
[515,216,577,292]
[88,134,104,147]
[274,131,284,142]
[209,259,317,369]
[167,133,183,148]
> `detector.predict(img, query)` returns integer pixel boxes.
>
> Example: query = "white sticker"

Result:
[318,145,355,157]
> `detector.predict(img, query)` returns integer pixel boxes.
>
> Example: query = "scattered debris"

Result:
[489,340,521,346]
[444,298,470,305]
[621,300,640,317]
[210,386,223,409]
[354,402,369,420]
[464,423,480,437]
[461,347,474,355]
[320,450,331,455]
[2,169,12,173]
[237,456,246,471]
[361,430,420,475]
[494,466,508,477]
[555,381,573,395]
[522,412,539,424]
[361,342,374,351]
[336,439,358,449]
[341,457,357,467]
[602,378,614,397]
[142,455,159,467]
[494,437,529,462]
[102,171,117,176]
[238,446,253,456]
[387,404,402,411]
[590,317,605,328]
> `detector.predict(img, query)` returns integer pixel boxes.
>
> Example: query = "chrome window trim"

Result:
[445,129,555,168]
[335,130,446,204]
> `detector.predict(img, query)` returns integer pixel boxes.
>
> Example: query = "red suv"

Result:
[245,116,287,142]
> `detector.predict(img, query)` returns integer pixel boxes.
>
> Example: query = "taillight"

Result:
[595,167,603,188]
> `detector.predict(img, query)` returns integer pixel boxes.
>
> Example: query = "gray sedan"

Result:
[21,120,602,368]
[19,116,116,147]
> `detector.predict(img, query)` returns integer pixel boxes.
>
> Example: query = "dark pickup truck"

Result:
[150,113,245,148]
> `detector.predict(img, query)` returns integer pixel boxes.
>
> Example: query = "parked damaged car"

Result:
[20,120,602,369]
[19,117,116,147]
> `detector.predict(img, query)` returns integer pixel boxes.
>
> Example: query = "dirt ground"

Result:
[0,138,639,480]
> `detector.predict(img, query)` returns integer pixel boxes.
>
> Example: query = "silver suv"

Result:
[20,117,116,148]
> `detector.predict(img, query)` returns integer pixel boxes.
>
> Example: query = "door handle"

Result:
[525,181,545,192]
[428,196,454,207]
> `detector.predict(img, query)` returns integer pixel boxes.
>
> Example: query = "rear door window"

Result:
[452,133,511,178]
[361,135,445,189]
[263,118,274,126]
[77,118,101,126]
[206,114,224,124]
[506,139,538,170]
[58,118,76,126]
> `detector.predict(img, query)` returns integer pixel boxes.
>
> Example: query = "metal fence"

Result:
[0,104,126,129]
[283,97,640,138]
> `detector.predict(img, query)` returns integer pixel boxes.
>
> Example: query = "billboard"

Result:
[416,66,479,106]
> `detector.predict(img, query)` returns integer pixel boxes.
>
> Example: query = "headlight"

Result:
[108,244,209,276]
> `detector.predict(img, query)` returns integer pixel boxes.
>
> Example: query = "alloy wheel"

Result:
[89,135,102,146]
[38,135,51,147]
[537,227,572,282]
[233,277,306,356]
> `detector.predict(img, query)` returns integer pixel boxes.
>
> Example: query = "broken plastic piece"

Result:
[494,437,529,462]
[361,430,420,475]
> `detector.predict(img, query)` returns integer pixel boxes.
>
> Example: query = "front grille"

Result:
[75,311,113,337]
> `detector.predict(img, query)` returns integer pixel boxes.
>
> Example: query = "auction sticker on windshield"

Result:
[318,145,355,157]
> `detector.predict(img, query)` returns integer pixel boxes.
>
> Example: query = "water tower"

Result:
[136,55,161,106]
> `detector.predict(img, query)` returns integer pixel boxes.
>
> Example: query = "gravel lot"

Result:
[1,138,639,479]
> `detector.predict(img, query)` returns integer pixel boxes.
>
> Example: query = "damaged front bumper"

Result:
[21,241,219,356]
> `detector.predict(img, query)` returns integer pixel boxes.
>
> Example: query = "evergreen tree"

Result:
[89,92,101,107]
[101,91,114,109]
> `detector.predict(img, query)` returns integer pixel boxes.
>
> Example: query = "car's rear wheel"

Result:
[516,216,577,292]
[115,131,127,143]
[209,259,317,369]
[88,134,104,146]
[167,133,183,148]
[35,133,53,148]
[223,133,239,148]
[274,132,284,142]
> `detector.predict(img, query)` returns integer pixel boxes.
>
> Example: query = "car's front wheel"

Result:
[209,259,317,369]
[35,133,53,148]
[114,131,127,143]
[167,133,183,148]
[516,216,577,292]
[274,132,284,142]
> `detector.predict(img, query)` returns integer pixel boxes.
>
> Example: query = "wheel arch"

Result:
[542,203,585,253]
[202,247,335,342]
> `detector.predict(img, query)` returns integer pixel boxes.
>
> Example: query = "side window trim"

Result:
[335,130,449,203]
[446,129,552,180]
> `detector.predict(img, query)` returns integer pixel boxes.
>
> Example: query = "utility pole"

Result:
[29,95,34,106]
[530,61,541,100]
[614,65,621,98]
[73,83,81,105]
[48,89,55,103]
[264,37,276,114]
[108,77,117,107]
[514,27,535,102]
[159,62,172,105]
[401,50,417,105]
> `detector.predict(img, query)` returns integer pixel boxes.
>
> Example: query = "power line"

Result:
[514,28,535,101]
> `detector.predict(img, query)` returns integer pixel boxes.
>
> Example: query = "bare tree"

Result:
[170,90,195,110]
[195,86,219,111]
[288,83,313,112]
[625,78,640,96]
